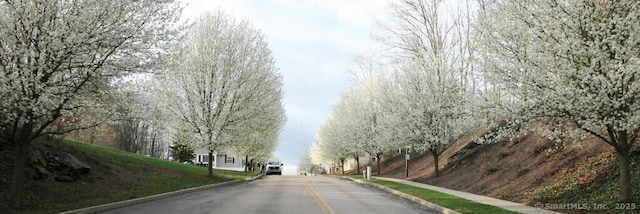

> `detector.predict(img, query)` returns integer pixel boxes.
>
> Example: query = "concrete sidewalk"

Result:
[374,176,562,214]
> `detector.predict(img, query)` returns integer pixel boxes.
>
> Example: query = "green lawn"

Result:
[348,175,518,214]
[57,139,258,211]
[65,139,255,176]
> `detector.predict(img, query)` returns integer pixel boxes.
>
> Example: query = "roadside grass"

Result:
[348,175,518,214]
[56,139,258,211]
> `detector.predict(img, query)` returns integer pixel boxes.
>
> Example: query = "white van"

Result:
[265,162,283,175]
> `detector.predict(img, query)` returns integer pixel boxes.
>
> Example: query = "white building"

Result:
[192,149,245,171]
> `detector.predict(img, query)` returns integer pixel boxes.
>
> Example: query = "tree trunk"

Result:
[341,159,345,175]
[430,150,440,178]
[610,130,633,202]
[619,151,631,202]
[376,154,382,175]
[207,151,213,177]
[89,126,96,144]
[150,133,156,157]
[10,142,27,207]
[244,155,249,172]
[355,156,360,175]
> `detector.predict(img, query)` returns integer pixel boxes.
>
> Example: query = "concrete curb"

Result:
[341,176,462,214]
[58,174,264,214]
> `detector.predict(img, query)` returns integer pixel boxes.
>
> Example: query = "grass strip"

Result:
[54,139,258,212]
[349,175,518,214]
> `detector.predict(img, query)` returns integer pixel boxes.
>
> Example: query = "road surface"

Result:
[101,175,438,214]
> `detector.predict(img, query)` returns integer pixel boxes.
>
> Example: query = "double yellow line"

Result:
[304,181,336,214]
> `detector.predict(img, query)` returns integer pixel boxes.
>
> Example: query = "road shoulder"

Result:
[339,176,462,214]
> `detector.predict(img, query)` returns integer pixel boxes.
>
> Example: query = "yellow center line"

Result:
[304,180,336,214]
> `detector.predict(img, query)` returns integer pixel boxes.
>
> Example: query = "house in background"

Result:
[214,154,244,171]
[193,153,214,166]
[192,149,244,171]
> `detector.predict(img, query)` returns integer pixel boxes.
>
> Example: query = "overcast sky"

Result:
[181,0,390,174]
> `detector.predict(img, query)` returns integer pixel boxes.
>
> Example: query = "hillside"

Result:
[373,128,640,213]
[0,138,255,214]
[3,133,637,213]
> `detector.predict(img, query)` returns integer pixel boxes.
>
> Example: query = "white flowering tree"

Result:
[162,10,279,177]
[227,103,285,172]
[479,0,640,202]
[298,149,315,174]
[112,80,173,157]
[315,116,351,174]
[353,81,392,175]
[309,140,330,174]
[378,0,482,178]
[224,60,286,172]
[315,84,393,175]
[386,62,476,178]
[335,89,370,173]
[143,87,176,158]
[299,143,329,175]
[347,54,397,175]
[0,0,181,207]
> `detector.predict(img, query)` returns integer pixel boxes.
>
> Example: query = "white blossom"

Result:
[479,0,640,201]
[160,10,284,176]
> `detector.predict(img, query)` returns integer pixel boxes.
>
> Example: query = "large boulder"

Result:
[29,149,91,182]
[61,152,91,173]
[53,152,90,182]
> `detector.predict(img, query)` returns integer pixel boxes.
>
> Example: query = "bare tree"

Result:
[0,0,181,207]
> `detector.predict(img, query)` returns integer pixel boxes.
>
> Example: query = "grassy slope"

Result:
[42,139,257,213]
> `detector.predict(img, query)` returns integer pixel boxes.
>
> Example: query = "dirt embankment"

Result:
[373,128,639,212]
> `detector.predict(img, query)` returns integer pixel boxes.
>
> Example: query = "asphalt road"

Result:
[100,175,439,214]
